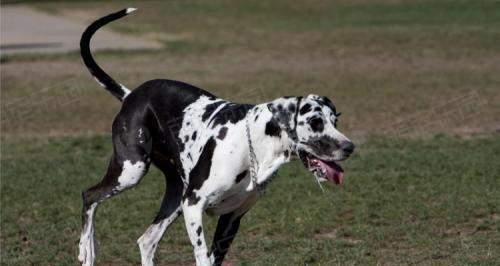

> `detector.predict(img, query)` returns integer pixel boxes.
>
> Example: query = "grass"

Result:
[1,135,499,265]
[1,0,500,265]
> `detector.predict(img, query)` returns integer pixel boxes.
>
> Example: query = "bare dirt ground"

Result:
[2,47,499,140]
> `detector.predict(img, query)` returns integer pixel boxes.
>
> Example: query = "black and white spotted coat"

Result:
[77,8,353,266]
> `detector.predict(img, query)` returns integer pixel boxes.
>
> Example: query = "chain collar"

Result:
[245,114,260,193]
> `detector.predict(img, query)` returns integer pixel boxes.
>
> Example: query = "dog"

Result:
[78,8,355,266]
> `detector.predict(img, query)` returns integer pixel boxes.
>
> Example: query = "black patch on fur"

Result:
[192,131,197,141]
[288,103,296,113]
[235,170,248,183]
[185,192,201,206]
[209,103,253,128]
[202,101,224,121]
[197,226,202,236]
[303,135,340,155]
[254,114,259,121]
[184,137,217,205]
[284,150,289,158]
[265,119,281,138]
[299,103,312,115]
[184,135,189,143]
[152,154,184,224]
[298,121,304,126]
[120,79,217,179]
[217,127,228,140]
[314,107,322,112]
[210,212,245,265]
[197,239,202,246]
[176,141,185,154]
[314,97,337,114]
[309,117,324,132]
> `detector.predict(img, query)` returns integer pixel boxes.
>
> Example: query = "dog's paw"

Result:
[78,240,86,262]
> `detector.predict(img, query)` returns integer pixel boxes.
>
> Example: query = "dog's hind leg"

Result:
[78,122,152,266]
[138,161,184,266]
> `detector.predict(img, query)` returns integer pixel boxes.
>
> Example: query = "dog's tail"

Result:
[80,8,137,101]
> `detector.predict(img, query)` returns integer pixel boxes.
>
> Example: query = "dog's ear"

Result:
[267,98,302,142]
[267,101,301,140]
[267,103,293,128]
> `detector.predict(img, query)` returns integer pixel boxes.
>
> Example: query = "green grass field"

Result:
[1,0,499,265]
[2,136,499,265]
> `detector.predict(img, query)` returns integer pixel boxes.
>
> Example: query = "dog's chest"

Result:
[205,178,257,215]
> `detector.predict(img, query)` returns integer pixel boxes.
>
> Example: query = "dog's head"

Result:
[267,95,354,185]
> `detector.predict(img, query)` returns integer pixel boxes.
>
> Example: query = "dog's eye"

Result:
[309,117,324,132]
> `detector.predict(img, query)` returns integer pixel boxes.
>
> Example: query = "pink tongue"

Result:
[314,159,344,185]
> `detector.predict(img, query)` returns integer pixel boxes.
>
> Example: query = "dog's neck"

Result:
[246,97,301,185]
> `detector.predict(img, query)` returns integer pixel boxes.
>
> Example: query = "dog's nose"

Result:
[340,141,355,155]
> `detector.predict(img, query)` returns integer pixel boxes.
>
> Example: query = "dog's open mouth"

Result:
[298,150,344,185]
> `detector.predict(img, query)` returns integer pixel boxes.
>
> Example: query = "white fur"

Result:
[91,77,131,100]
[176,99,300,266]
[120,84,131,98]
[138,206,182,266]
[126,7,137,14]
[78,203,97,266]
[117,160,146,189]
[93,76,105,88]
[182,201,211,266]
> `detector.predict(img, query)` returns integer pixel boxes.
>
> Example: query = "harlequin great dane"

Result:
[78,8,355,266]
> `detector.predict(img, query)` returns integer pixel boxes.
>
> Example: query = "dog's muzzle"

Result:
[295,140,354,185]
[297,150,345,185]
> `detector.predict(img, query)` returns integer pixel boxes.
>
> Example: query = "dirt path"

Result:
[0,5,161,55]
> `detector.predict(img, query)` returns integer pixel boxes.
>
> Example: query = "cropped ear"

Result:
[267,103,277,113]
[267,97,302,142]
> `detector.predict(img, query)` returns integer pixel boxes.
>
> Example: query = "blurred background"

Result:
[1,1,499,265]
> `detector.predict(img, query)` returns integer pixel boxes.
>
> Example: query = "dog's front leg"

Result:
[182,199,211,266]
[209,211,244,265]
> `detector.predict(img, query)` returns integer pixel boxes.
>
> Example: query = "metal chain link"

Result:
[245,114,259,192]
